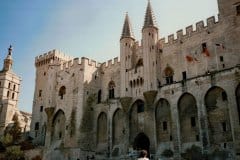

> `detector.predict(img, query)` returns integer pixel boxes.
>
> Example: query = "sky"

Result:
[0,0,219,113]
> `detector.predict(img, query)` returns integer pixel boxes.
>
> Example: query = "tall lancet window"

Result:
[108,80,115,99]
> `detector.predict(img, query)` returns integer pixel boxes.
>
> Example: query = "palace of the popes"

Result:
[27,0,240,159]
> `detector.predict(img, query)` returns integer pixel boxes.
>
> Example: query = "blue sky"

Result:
[0,0,218,112]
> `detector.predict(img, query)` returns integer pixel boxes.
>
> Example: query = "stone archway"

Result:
[205,86,232,145]
[129,99,145,144]
[178,93,199,143]
[133,133,150,157]
[52,109,66,143]
[155,98,172,144]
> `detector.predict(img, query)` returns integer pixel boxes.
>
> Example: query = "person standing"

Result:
[137,150,149,160]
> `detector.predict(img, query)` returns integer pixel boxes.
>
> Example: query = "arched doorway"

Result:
[133,133,150,157]
[52,109,66,143]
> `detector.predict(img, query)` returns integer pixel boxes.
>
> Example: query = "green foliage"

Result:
[5,145,24,160]
[7,115,22,142]
[161,149,174,158]
[181,145,203,160]
[0,134,13,147]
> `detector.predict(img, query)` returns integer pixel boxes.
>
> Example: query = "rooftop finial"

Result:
[8,45,13,55]
[143,0,158,30]
[120,13,135,40]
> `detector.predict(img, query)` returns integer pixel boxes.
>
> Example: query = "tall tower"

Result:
[142,1,159,91]
[0,46,21,135]
[217,0,240,18]
[120,13,135,97]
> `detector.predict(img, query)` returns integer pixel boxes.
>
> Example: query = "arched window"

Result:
[108,81,115,99]
[137,79,140,86]
[130,81,133,88]
[164,66,174,84]
[59,86,66,99]
[133,80,136,88]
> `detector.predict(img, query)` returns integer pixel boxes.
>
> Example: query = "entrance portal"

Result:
[133,133,150,156]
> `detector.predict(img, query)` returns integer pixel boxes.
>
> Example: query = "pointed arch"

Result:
[204,86,232,145]
[155,98,172,144]
[129,99,145,144]
[97,112,107,145]
[178,93,199,143]
[236,84,240,124]
[112,109,124,146]
[52,109,66,142]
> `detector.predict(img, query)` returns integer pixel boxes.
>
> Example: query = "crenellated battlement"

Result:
[159,15,219,46]
[102,57,120,69]
[35,49,73,67]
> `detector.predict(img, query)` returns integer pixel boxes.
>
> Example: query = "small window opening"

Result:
[224,143,227,148]
[222,122,227,132]
[40,106,43,112]
[236,5,240,16]
[182,71,187,80]
[191,117,196,127]
[8,83,11,89]
[13,85,16,91]
[97,90,102,103]
[59,132,62,139]
[137,101,144,113]
[35,122,39,130]
[202,43,207,52]
[222,91,228,101]
[163,121,168,131]
[222,64,225,68]
[196,135,200,141]
[220,56,224,62]
[39,90,42,97]
[12,93,14,99]
[59,86,66,99]
[170,135,173,141]
[44,72,46,76]
[7,91,10,98]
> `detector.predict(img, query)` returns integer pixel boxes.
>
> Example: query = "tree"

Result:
[5,145,24,160]
[7,114,22,143]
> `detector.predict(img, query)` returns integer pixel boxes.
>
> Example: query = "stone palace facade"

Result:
[30,0,240,159]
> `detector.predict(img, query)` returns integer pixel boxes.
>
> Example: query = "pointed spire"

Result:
[143,0,158,30]
[120,13,135,40]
